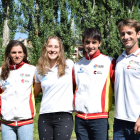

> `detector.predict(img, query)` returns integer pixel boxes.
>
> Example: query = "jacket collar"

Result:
[85,49,100,60]
[10,61,25,70]
[122,48,140,57]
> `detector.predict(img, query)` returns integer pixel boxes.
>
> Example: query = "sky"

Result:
[14,32,28,40]
[14,0,28,40]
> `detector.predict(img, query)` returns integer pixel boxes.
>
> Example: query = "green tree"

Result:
[0,0,18,65]
[8,0,140,63]
[17,0,75,64]
[70,0,140,59]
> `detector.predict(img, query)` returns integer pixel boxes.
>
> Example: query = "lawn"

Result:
[0,94,115,140]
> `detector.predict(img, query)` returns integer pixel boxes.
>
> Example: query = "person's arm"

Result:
[34,69,42,97]
[33,75,35,86]
[134,117,140,134]
[34,83,42,97]
[0,85,2,126]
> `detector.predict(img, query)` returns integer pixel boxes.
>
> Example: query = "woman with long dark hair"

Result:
[0,40,36,140]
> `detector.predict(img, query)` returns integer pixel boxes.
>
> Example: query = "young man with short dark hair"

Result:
[73,28,116,140]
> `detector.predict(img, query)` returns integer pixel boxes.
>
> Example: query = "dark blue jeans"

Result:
[113,118,140,140]
[75,116,108,140]
[38,112,73,140]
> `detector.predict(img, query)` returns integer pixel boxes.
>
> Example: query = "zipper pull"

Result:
[87,53,90,60]
[14,65,16,70]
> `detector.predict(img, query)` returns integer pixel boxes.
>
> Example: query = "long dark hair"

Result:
[1,40,29,80]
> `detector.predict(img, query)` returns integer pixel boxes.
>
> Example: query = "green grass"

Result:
[0,94,115,140]
[108,105,115,138]
[33,93,42,140]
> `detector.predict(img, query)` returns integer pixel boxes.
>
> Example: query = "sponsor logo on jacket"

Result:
[94,71,102,74]
[20,73,24,77]
[20,73,30,83]
[21,79,30,83]
[129,60,140,65]
[93,64,104,68]
[25,74,30,77]
[127,65,140,70]
[21,79,24,83]
[77,67,84,73]
[41,76,48,81]
[3,80,10,86]
[20,73,30,77]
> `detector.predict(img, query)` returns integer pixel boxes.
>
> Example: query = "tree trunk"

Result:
[2,1,10,47]
[92,0,95,12]
[34,0,39,37]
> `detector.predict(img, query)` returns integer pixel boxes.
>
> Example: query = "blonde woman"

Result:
[34,36,74,140]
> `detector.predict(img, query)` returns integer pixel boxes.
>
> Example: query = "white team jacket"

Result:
[0,63,36,121]
[73,50,115,119]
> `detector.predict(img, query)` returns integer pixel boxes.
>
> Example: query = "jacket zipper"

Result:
[87,53,90,60]
[14,64,17,126]
[14,65,16,70]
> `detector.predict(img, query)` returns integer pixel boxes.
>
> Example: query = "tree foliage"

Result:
[1,0,140,65]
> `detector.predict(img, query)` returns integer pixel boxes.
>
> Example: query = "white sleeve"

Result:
[66,59,74,69]
[35,69,41,83]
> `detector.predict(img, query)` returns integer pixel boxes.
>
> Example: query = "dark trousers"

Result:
[38,112,73,140]
[75,116,108,140]
[113,118,140,140]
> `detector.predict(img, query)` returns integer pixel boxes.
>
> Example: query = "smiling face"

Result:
[10,45,25,65]
[83,38,101,55]
[46,38,60,62]
[119,26,140,51]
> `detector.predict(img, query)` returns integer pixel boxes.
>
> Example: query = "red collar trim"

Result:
[10,61,25,70]
[85,49,100,60]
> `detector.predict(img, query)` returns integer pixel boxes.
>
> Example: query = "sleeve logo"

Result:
[77,67,84,73]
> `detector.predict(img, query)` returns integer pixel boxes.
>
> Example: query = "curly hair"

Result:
[37,36,67,77]
[1,40,28,80]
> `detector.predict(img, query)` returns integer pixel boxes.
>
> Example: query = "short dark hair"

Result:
[82,28,102,43]
[118,19,140,33]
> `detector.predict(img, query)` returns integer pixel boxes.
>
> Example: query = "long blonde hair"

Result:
[37,36,66,77]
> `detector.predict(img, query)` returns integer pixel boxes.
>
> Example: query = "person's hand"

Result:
[134,117,140,134]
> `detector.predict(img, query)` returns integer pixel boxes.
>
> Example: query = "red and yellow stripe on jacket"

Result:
[73,50,116,120]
